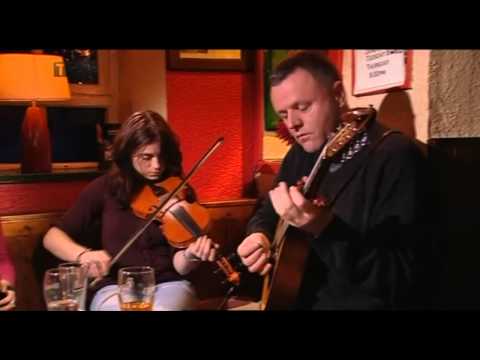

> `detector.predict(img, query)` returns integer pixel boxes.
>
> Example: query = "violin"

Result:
[131,176,211,249]
[130,177,241,287]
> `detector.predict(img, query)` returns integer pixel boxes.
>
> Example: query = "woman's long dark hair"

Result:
[108,110,183,207]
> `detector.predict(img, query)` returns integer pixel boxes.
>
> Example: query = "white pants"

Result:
[90,280,198,311]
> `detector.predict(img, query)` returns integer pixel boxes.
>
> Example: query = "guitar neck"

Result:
[270,145,328,251]
[302,145,328,198]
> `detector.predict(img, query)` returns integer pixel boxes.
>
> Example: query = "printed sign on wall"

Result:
[352,50,412,96]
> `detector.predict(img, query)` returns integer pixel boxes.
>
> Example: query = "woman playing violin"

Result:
[43,110,218,310]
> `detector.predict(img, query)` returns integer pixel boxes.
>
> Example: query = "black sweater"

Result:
[247,120,436,309]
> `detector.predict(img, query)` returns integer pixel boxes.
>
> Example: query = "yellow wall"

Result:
[117,50,168,122]
[343,50,431,143]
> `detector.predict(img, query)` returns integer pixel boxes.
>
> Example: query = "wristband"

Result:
[76,248,92,263]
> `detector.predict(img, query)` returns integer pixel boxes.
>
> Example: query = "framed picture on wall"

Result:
[43,49,112,96]
[44,49,99,85]
[166,49,254,71]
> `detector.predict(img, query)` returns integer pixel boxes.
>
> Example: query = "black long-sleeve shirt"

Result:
[56,175,182,298]
[247,120,436,309]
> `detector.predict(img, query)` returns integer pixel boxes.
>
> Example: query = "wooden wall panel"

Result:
[0,181,90,216]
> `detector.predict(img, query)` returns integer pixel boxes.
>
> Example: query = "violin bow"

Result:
[89,137,224,288]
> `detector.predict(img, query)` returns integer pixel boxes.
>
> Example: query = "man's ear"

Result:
[332,80,346,108]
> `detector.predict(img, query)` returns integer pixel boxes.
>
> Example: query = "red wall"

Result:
[166,53,262,202]
[166,50,343,202]
[327,50,344,77]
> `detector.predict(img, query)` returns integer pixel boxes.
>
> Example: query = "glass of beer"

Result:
[58,262,89,311]
[118,266,155,311]
[43,267,81,311]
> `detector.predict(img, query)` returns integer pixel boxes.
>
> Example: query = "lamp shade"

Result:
[0,53,71,101]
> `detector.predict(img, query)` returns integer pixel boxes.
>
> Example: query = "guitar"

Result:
[261,106,376,310]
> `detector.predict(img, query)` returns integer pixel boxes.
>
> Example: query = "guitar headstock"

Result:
[324,106,376,159]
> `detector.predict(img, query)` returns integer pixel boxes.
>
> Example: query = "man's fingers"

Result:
[259,263,273,276]
[289,185,308,209]
[238,239,262,258]
[242,247,265,267]
[248,253,270,273]
[270,182,297,218]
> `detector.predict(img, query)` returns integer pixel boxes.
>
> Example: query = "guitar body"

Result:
[261,226,311,310]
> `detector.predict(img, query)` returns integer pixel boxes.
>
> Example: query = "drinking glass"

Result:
[118,266,155,311]
[43,267,81,311]
[58,262,89,311]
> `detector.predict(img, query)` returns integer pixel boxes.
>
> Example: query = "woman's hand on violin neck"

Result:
[162,197,182,212]
[79,250,112,277]
[185,235,219,262]
[173,236,218,275]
